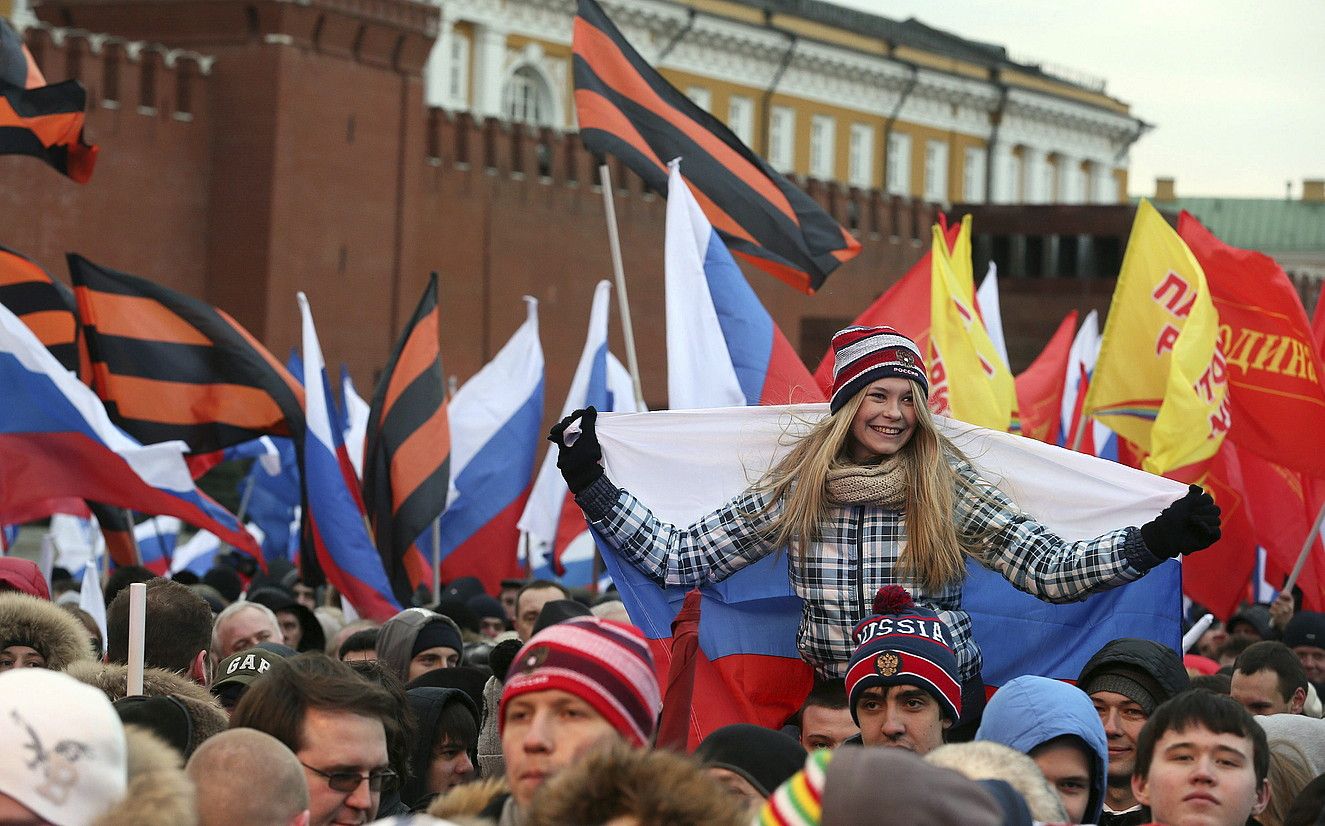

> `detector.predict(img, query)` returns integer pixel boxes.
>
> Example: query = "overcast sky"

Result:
[830,0,1325,199]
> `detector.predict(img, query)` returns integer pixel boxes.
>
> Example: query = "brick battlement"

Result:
[422,109,942,247]
[23,23,212,122]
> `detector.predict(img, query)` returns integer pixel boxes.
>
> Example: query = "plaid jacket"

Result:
[577,461,1160,682]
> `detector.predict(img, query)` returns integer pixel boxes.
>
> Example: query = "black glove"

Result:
[1140,484,1221,559]
[548,407,603,494]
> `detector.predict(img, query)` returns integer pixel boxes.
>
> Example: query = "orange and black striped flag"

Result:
[572,0,859,293]
[364,273,450,604]
[1,20,98,183]
[0,244,81,373]
[69,254,305,453]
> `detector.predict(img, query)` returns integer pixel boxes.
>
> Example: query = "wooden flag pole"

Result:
[1069,411,1089,453]
[126,582,146,696]
[1284,499,1325,593]
[597,163,646,410]
[431,517,443,604]
[123,508,143,567]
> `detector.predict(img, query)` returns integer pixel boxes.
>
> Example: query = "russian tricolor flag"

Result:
[419,297,544,594]
[519,281,641,587]
[0,302,262,562]
[592,406,1184,745]
[1059,310,1119,460]
[664,160,823,408]
[297,293,400,621]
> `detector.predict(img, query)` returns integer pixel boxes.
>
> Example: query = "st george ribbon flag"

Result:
[422,297,543,594]
[572,0,858,293]
[70,254,305,454]
[0,301,264,561]
[588,405,1184,733]
[664,160,823,408]
[364,274,451,604]
[0,19,98,182]
[298,293,401,622]
[0,244,80,373]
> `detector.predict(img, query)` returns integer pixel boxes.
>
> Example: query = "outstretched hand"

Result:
[548,407,603,494]
[1140,484,1221,559]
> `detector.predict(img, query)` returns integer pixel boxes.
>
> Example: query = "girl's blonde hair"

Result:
[755,380,988,591]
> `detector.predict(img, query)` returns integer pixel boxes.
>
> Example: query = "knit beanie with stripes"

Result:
[828,325,928,414]
[845,586,962,724]
[499,616,661,746]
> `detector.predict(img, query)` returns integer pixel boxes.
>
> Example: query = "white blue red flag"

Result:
[421,297,544,593]
[664,160,823,408]
[1059,310,1118,459]
[519,281,641,586]
[134,516,182,575]
[590,405,1184,741]
[340,367,370,482]
[297,293,401,621]
[0,302,263,561]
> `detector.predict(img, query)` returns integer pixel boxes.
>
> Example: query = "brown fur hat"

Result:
[93,725,197,826]
[66,661,229,751]
[0,591,95,670]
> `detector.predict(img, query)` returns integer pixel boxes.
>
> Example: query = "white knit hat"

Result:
[0,669,127,826]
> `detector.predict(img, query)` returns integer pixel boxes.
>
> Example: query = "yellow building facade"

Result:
[425,0,1144,205]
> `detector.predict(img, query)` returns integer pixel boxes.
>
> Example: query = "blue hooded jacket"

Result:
[975,675,1109,824]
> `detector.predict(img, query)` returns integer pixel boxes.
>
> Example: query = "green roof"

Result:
[1150,197,1325,253]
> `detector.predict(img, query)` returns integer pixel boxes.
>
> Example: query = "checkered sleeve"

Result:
[952,461,1163,602]
[575,475,783,587]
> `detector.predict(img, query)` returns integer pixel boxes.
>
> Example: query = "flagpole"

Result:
[217,473,260,557]
[431,517,442,604]
[123,508,143,567]
[1069,411,1089,453]
[1284,500,1325,593]
[522,532,532,578]
[597,163,646,410]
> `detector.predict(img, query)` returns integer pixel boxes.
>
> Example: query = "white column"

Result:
[424,9,453,109]
[1023,146,1049,204]
[988,140,1017,204]
[472,23,508,120]
[1058,154,1081,204]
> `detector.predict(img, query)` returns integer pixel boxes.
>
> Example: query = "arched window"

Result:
[503,65,553,127]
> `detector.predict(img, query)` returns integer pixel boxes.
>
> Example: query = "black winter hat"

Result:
[1078,638,1189,712]
[694,723,806,796]
[531,599,592,636]
[202,566,243,604]
[1284,611,1325,650]
[114,695,194,757]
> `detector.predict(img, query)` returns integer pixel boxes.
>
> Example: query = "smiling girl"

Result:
[551,325,1221,720]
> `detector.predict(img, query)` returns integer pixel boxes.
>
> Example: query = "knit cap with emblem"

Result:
[844,586,962,723]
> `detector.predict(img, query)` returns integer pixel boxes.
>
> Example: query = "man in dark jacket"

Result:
[401,687,480,810]
[375,608,464,683]
[1077,638,1189,826]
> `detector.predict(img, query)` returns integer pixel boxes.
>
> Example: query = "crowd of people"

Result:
[0,324,1322,825]
[1,554,1323,826]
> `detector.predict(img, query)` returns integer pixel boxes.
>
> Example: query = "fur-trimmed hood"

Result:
[93,725,196,826]
[66,661,229,751]
[0,591,94,670]
[427,777,508,820]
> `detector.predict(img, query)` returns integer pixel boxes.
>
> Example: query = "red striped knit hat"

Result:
[499,616,661,746]
[845,586,962,724]
[828,325,927,414]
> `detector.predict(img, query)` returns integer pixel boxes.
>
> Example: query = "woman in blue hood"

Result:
[976,674,1108,824]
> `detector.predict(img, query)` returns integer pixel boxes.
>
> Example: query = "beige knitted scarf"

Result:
[824,456,908,508]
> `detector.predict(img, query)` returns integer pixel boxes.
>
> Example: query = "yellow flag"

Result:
[1084,199,1231,475]
[928,215,1016,430]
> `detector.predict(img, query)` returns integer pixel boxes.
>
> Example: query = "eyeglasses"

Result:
[300,762,398,793]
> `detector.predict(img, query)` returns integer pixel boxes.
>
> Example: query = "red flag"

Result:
[654,589,702,751]
[1312,282,1325,358]
[1179,212,1325,478]
[1237,447,1325,612]
[813,222,961,392]
[1180,444,1258,619]
[1014,311,1077,444]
